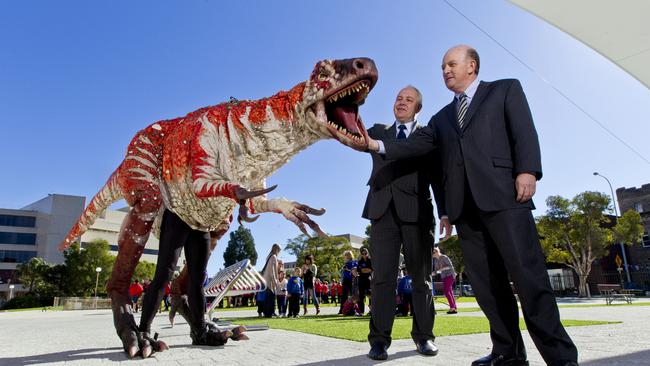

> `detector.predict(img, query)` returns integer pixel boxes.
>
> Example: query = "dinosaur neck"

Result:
[202,82,325,183]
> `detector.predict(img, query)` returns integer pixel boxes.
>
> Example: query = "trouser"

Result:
[303,287,319,306]
[276,295,287,315]
[288,295,301,316]
[358,277,371,314]
[368,203,434,347]
[442,276,456,310]
[456,193,577,364]
[139,210,210,333]
[263,289,276,318]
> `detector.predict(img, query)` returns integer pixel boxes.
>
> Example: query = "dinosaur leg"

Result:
[169,222,246,341]
[106,204,163,358]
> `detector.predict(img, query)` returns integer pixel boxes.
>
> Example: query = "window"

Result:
[0,250,37,263]
[643,231,650,248]
[0,214,36,228]
[634,202,644,213]
[0,232,37,245]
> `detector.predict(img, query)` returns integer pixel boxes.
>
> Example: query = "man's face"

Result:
[393,87,420,123]
[442,47,476,93]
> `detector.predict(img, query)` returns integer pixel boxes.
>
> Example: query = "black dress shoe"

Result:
[367,343,388,360]
[415,340,439,356]
[471,353,529,366]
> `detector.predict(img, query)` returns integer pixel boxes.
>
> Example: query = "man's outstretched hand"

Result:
[367,138,379,152]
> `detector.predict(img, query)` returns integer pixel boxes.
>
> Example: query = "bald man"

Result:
[368,46,578,366]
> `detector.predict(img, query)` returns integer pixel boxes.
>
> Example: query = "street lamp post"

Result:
[94,267,102,309]
[593,172,631,283]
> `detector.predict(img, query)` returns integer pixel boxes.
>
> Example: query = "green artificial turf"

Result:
[225,314,617,342]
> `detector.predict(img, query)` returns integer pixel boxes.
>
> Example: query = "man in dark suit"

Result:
[362,85,450,360]
[367,46,578,366]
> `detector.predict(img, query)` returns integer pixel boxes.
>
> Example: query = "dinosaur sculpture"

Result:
[59,57,376,358]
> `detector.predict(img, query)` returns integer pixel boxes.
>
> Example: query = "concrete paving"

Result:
[0,298,648,365]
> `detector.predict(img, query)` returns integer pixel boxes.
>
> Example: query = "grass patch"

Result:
[0,306,63,312]
[226,314,616,342]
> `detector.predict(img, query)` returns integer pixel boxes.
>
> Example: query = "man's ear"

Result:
[416,104,423,114]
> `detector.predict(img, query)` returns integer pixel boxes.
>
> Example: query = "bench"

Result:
[597,283,633,305]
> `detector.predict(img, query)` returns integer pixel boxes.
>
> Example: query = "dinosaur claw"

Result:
[235,185,277,200]
[126,345,138,359]
[238,204,260,224]
[141,345,153,359]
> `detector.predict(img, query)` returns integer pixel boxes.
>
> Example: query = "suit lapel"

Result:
[461,81,490,130]
[445,101,461,134]
[384,123,397,140]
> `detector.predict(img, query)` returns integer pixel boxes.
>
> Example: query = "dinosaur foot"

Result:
[120,329,169,358]
[208,322,249,341]
[191,324,233,346]
[229,325,249,341]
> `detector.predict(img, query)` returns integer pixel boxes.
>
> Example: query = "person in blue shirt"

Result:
[397,267,413,316]
[286,267,304,318]
[338,250,358,314]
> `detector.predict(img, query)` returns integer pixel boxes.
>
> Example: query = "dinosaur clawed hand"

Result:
[282,201,327,237]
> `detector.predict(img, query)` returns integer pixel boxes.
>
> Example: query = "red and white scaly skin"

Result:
[58,57,377,358]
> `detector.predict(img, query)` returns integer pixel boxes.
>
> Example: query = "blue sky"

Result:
[1,0,649,273]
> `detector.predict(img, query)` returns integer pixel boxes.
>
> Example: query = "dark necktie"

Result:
[457,93,468,129]
[397,124,407,140]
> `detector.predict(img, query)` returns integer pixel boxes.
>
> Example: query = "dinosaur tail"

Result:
[59,169,123,250]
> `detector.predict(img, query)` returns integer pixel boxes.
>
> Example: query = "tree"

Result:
[62,239,115,297]
[362,224,371,248]
[287,234,354,281]
[132,260,156,284]
[284,234,310,262]
[223,225,258,267]
[16,257,49,294]
[537,191,643,297]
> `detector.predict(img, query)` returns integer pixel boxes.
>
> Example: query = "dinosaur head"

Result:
[302,58,378,149]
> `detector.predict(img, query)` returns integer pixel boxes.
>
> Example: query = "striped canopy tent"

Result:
[509,0,650,89]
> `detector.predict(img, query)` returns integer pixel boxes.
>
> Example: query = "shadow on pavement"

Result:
[297,350,418,365]
[583,349,650,365]
[0,347,126,365]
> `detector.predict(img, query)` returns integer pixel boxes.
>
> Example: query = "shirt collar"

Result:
[455,77,480,101]
[395,120,417,133]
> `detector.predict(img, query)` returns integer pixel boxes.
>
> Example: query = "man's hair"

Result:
[467,48,480,75]
[403,85,423,111]
[343,250,353,258]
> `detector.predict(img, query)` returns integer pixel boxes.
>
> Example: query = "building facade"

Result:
[616,184,650,288]
[1,194,168,299]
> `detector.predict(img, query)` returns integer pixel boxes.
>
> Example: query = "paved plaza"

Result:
[1,299,648,365]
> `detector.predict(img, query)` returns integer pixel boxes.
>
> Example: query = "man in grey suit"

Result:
[367,46,578,366]
[362,85,450,360]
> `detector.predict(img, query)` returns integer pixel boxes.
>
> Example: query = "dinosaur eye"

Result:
[317,68,329,81]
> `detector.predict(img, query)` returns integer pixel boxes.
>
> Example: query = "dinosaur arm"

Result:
[249,196,327,237]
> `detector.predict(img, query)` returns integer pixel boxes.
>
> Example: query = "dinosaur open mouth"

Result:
[324,80,371,144]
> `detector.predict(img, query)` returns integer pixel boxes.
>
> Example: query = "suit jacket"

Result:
[384,79,542,223]
[362,122,445,225]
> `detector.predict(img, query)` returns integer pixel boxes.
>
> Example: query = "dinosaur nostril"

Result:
[355,60,365,70]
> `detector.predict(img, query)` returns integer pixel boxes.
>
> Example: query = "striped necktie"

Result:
[457,93,468,129]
